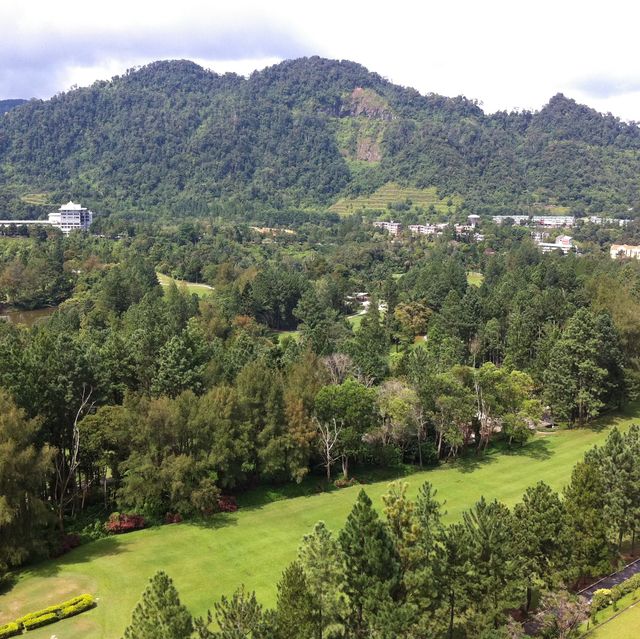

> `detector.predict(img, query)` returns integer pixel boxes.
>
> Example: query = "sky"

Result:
[2,0,640,121]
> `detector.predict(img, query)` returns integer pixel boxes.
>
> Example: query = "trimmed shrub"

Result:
[0,622,20,638]
[59,595,95,619]
[23,612,58,630]
[15,593,96,630]
[16,605,61,625]
[217,496,238,513]
[106,512,146,534]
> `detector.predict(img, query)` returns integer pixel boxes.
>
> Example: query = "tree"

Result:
[339,490,402,638]
[196,585,268,639]
[544,309,617,424]
[346,298,389,382]
[513,482,570,611]
[122,571,193,639]
[274,561,317,639]
[533,591,589,639]
[0,390,53,582]
[563,457,613,581]
[298,521,346,639]
[314,379,377,479]
[462,498,522,632]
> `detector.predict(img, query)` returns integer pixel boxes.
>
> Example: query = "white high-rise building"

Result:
[48,201,93,234]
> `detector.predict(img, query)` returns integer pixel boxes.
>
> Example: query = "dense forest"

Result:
[1,57,639,221]
[2,218,640,601]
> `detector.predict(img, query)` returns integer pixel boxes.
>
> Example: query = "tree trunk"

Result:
[417,427,423,468]
[341,455,349,479]
[448,591,455,639]
[526,585,532,613]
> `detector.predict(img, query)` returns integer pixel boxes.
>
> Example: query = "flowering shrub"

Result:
[105,512,146,534]
[217,495,238,512]
[164,513,183,524]
[52,533,82,557]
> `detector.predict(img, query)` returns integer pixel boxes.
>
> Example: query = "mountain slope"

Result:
[0,57,638,220]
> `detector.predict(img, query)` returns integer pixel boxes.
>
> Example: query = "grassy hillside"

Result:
[592,603,640,638]
[2,404,637,639]
[329,182,462,216]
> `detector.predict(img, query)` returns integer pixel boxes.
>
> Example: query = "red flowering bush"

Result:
[164,513,183,524]
[217,496,238,512]
[52,533,81,557]
[105,512,146,534]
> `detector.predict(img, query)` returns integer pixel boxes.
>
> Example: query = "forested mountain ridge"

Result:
[0,99,27,115]
[0,56,639,220]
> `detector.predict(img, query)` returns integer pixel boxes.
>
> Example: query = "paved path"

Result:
[578,557,640,601]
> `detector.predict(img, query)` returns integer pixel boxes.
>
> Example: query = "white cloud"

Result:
[1,0,639,120]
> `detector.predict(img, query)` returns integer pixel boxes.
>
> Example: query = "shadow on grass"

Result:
[185,513,240,531]
[236,465,419,512]
[500,438,553,461]
[0,574,17,596]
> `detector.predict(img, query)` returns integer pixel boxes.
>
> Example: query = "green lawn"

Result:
[2,405,638,639]
[592,601,640,638]
[156,272,213,298]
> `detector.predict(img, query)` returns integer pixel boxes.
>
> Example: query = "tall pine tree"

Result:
[122,571,192,639]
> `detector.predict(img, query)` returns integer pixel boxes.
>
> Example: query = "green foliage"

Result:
[22,612,58,630]
[123,571,192,639]
[0,623,20,639]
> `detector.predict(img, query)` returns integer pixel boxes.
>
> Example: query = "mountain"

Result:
[0,99,27,115]
[0,57,638,221]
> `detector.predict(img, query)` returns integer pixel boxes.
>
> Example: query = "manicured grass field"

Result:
[156,272,213,298]
[592,601,640,638]
[2,405,637,639]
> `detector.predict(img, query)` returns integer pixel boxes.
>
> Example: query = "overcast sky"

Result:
[2,0,640,121]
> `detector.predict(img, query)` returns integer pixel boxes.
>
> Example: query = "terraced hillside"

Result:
[329,183,463,216]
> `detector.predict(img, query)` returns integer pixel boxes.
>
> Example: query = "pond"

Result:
[0,306,57,327]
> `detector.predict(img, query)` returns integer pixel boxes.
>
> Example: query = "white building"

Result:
[0,201,94,235]
[48,201,93,234]
[610,244,640,259]
[536,234,574,254]
[373,220,402,235]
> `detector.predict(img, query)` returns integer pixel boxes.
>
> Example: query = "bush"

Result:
[217,496,238,513]
[591,573,640,618]
[59,594,95,619]
[0,622,20,638]
[164,512,183,524]
[334,477,359,489]
[15,593,96,629]
[591,589,612,618]
[105,512,146,534]
[51,533,82,557]
[22,612,58,630]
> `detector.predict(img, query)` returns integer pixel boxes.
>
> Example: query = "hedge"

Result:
[0,623,20,639]
[12,593,96,632]
[591,572,640,616]
[23,613,58,631]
